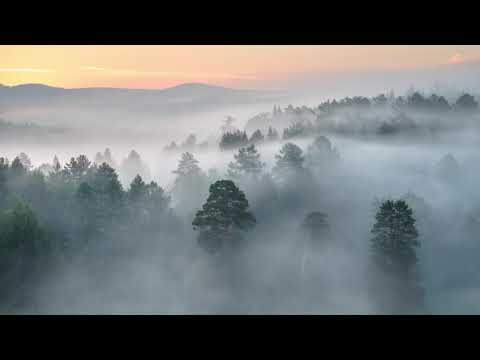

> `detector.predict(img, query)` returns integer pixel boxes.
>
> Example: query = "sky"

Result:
[1,45,480,90]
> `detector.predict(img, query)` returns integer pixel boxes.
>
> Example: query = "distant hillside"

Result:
[0,82,282,111]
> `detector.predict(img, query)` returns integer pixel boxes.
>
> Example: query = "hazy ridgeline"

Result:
[1,88,480,314]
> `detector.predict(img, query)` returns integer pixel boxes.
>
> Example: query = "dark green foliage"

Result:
[192,180,256,253]
[0,199,50,256]
[127,175,170,228]
[370,199,425,313]
[0,199,55,309]
[219,130,249,150]
[64,155,92,184]
[273,143,305,179]
[371,200,419,270]
[91,163,123,202]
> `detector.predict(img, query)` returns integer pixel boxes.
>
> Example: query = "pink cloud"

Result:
[448,53,464,65]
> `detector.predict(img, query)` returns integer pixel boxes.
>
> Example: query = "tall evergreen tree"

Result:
[172,152,207,219]
[227,145,265,180]
[266,126,279,142]
[273,143,305,179]
[249,129,265,144]
[192,180,256,253]
[370,199,425,314]
[64,155,91,184]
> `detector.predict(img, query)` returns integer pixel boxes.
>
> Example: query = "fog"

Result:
[1,83,480,314]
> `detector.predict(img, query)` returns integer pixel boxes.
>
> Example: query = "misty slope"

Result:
[0,83,280,110]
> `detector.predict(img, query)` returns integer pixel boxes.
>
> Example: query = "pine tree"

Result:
[192,180,256,253]
[173,152,201,179]
[10,157,26,178]
[273,143,305,179]
[370,199,425,314]
[249,129,265,144]
[227,145,265,179]
[64,155,91,184]
[172,152,207,218]
[267,126,279,142]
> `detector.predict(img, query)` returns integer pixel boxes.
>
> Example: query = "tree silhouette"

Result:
[455,93,478,111]
[249,129,265,144]
[192,180,256,253]
[227,145,265,180]
[370,199,425,314]
[273,143,305,179]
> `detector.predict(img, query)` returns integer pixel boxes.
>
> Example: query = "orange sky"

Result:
[1,45,479,90]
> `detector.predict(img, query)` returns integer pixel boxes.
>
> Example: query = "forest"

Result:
[1,88,479,314]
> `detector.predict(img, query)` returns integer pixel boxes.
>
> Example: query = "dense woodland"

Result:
[1,88,480,314]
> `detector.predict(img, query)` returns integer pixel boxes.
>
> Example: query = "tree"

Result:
[64,155,91,184]
[227,145,265,180]
[372,94,388,107]
[299,211,331,278]
[94,148,116,168]
[0,158,9,196]
[192,180,256,253]
[302,211,330,245]
[283,122,307,140]
[370,199,425,313]
[91,162,123,203]
[266,126,279,142]
[163,141,178,152]
[52,155,60,170]
[249,129,264,144]
[172,152,208,218]
[120,150,150,185]
[181,134,197,150]
[219,130,249,150]
[128,175,170,227]
[305,135,340,169]
[17,153,32,171]
[455,93,478,111]
[10,157,26,178]
[220,116,237,135]
[435,153,460,182]
[173,152,202,179]
[273,143,305,179]
[428,94,451,111]
[128,174,147,202]
[0,198,53,308]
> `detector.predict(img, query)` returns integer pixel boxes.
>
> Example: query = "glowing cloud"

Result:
[448,53,464,65]
[0,68,54,73]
